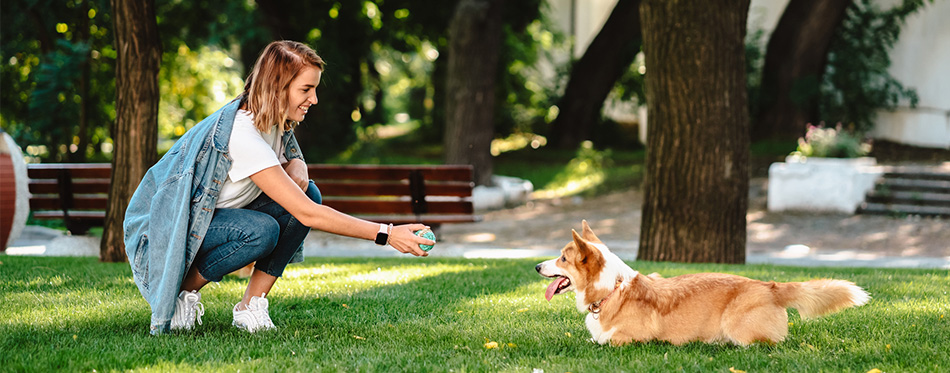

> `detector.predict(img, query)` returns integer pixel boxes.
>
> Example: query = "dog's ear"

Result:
[580,220,603,244]
[571,229,598,264]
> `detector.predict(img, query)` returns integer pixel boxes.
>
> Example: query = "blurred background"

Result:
[2,0,948,198]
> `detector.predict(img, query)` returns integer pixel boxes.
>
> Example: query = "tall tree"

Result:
[444,0,504,186]
[637,0,750,263]
[548,0,642,150]
[101,0,161,262]
[752,0,851,141]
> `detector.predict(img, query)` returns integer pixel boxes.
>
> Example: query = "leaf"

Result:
[729,368,746,373]
[484,341,498,349]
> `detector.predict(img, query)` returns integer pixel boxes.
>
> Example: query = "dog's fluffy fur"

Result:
[536,220,870,346]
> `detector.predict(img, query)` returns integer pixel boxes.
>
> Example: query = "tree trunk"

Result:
[637,0,750,264]
[443,0,504,186]
[102,0,161,262]
[548,0,642,150]
[751,0,851,141]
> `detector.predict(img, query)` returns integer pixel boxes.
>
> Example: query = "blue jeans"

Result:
[194,181,321,282]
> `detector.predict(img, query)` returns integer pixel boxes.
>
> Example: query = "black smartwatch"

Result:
[374,223,391,245]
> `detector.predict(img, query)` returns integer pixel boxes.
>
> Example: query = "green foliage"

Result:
[793,122,872,158]
[744,28,768,121]
[821,0,923,131]
[1,0,115,162]
[2,256,947,371]
[495,2,568,138]
[157,45,245,153]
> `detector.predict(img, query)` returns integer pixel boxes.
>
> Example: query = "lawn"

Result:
[1,256,947,372]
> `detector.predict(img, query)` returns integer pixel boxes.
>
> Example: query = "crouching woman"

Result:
[123,40,433,335]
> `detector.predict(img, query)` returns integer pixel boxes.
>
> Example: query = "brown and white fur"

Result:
[535,220,870,346]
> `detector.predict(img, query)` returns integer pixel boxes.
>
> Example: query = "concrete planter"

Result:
[767,155,883,214]
[0,131,30,251]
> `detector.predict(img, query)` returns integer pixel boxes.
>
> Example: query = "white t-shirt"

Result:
[216,110,288,208]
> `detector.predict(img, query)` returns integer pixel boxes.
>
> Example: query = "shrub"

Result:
[793,122,872,158]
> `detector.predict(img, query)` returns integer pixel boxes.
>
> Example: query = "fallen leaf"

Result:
[484,341,499,349]
[342,304,349,308]
[507,343,517,348]
[517,308,529,312]
[729,368,746,373]
[565,332,571,337]
[353,335,365,340]
[866,369,882,373]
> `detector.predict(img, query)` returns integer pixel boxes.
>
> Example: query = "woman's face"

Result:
[285,66,322,122]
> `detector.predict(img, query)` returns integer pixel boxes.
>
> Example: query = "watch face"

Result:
[375,232,388,245]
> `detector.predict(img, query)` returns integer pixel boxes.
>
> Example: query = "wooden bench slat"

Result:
[316,181,473,197]
[29,180,111,194]
[29,197,109,210]
[323,199,474,215]
[309,164,473,182]
[353,214,482,225]
[32,211,106,220]
[27,164,112,179]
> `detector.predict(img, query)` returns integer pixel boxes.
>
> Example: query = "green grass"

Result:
[1,256,947,372]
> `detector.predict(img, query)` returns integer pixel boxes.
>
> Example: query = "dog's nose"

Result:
[535,264,542,273]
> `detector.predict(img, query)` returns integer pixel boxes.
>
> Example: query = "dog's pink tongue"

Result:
[545,277,568,301]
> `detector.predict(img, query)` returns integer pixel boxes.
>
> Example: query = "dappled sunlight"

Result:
[344,264,477,286]
[2,288,145,328]
[490,132,547,156]
[747,220,788,242]
[451,281,574,313]
[462,232,497,243]
[283,264,359,280]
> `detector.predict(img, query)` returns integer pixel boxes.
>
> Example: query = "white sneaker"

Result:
[232,293,275,333]
[170,290,204,330]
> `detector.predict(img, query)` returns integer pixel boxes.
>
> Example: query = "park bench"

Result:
[27,163,480,236]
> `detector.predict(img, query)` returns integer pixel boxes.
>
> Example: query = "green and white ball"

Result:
[414,229,436,251]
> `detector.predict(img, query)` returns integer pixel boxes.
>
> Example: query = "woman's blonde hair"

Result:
[242,41,325,132]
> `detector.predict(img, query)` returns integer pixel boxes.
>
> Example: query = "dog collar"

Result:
[588,280,623,319]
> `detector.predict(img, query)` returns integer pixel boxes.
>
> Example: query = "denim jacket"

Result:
[124,98,305,334]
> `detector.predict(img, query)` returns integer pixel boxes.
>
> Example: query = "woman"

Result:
[124,41,434,335]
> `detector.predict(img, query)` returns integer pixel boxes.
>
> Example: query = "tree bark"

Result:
[102,0,161,262]
[548,0,642,150]
[637,0,750,264]
[443,0,504,186]
[752,0,851,141]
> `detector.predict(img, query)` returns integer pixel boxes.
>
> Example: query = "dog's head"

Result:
[535,220,636,312]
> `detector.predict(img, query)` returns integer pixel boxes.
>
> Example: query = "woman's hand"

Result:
[283,158,309,191]
[387,224,435,257]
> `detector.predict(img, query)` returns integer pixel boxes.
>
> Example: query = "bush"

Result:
[793,122,871,158]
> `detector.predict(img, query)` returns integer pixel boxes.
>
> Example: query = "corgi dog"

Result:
[535,220,870,346]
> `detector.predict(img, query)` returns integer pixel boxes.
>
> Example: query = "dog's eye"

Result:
[560,256,566,262]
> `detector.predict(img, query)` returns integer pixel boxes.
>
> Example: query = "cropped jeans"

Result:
[194,180,321,282]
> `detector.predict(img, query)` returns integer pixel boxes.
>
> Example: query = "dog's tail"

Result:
[774,279,870,319]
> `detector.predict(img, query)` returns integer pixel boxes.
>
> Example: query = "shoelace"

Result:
[191,300,205,326]
[251,297,273,328]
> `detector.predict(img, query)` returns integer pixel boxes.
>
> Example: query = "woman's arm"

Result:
[249,165,432,256]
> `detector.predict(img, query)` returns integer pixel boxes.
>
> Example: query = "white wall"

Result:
[869,0,950,149]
